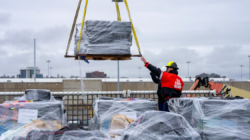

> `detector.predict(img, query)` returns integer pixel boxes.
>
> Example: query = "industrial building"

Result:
[86,71,107,78]
[17,67,43,78]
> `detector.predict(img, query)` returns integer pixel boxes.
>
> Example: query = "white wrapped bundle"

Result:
[89,97,158,137]
[0,90,67,139]
[122,111,201,140]
[169,97,250,140]
[75,20,132,55]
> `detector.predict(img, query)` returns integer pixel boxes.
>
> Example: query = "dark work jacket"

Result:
[145,63,184,100]
[150,72,164,103]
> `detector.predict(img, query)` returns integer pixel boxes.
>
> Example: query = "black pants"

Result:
[158,102,164,111]
[163,100,169,112]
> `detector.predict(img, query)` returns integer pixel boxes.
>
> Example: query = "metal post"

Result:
[46,60,51,78]
[240,65,243,80]
[50,67,52,78]
[187,61,191,78]
[34,39,36,82]
[139,67,141,78]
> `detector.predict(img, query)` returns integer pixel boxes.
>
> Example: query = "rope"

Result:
[65,0,82,56]
[78,58,86,100]
[124,0,142,55]
[115,0,121,21]
[77,0,89,53]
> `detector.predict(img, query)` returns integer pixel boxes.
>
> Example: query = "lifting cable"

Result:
[65,0,82,56]
[115,0,121,21]
[76,0,89,99]
[124,0,141,55]
[77,0,89,53]
[75,0,142,55]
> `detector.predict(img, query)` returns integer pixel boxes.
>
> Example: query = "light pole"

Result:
[186,61,191,78]
[248,55,250,80]
[240,65,243,80]
[46,60,51,78]
[50,67,52,78]
[138,67,141,78]
[34,39,36,82]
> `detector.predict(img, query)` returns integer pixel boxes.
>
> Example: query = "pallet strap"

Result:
[65,0,82,55]
[77,0,89,53]
[115,0,121,21]
[124,0,141,55]
[76,0,142,55]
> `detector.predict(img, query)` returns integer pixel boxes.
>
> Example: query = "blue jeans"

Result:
[158,102,164,111]
[163,100,169,112]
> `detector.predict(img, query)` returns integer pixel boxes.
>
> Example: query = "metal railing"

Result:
[0,90,215,129]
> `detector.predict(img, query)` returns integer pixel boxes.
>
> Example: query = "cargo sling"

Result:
[65,0,142,56]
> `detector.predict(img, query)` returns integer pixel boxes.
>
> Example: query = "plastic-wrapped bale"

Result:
[0,94,67,139]
[60,130,111,140]
[168,97,209,125]
[13,127,76,140]
[121,111,201,140]
[89,98,158,138]
[23,89,55,101]
[74,20,132,55]
[12,128,110,140]
[169,98,250,140]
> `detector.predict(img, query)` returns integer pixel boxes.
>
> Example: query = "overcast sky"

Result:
[0,0,250,80]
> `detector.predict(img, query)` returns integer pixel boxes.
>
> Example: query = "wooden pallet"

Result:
[75,56,131,60]
[65,54,141,61]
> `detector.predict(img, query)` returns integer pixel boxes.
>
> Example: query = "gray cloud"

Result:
[0,25,69,49]
[0,13,11,24]
[0,0,250,80]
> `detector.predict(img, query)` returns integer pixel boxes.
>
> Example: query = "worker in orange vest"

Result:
[141,57,184,112]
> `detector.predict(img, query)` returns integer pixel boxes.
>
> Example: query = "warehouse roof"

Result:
[0,77,235,83]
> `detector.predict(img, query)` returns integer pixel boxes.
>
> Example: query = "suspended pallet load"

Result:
[65,0,142,61]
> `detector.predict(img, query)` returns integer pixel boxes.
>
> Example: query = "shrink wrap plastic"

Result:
[60,130,110,140]
[13,129,110,140]
[89,97,158,137]
[121,111,201,140]
[74,20,132,55]
[169,97,250,140]
[16,89,55,101]
[0,90,67,140]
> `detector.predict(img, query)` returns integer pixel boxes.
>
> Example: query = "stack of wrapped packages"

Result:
[121,111,201,140]
[89,97,158,138]
[0,89,67,140]
[74,20,132,55]
[13,129,110,140]
[168,97,250,140]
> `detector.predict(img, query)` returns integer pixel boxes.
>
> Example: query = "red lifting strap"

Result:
[164,96,176,101]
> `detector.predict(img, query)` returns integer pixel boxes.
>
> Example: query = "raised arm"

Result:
[141,57,162,78]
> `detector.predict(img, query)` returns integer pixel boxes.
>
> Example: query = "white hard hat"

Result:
[161,66,167,72]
